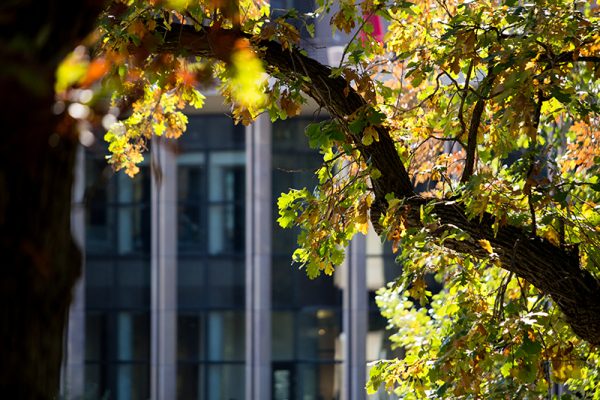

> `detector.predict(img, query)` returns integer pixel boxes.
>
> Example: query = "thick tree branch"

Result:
[403,198,600,345]
[158,23,600,345]
[552,51,600,65]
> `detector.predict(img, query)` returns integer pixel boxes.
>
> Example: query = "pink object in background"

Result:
[360,14,384,43]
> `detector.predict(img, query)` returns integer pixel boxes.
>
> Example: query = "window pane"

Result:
[205,259,245,308]
[115,312,150,361]
[178,163,206,250]
[272,312,294,361]
[115,261,151,309]
[177,311,244,362]
[179,115,245,151]
[271,118,342,400]
[177,259,247,309]
[85,313,105,361]
[176,116,246,398]
[297,310,341,361]
[84,363,104,399]
[272,256,296,307]
[178,259,207,309]
[114,363,150,400]
[84,152,151,399]
[296,363,341,400]
[177,363,245,400]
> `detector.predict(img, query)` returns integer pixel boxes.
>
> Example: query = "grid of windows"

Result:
[271,118,343,400]
[84,157,151,400]
[176,115,246,400]
[81,114,352,400]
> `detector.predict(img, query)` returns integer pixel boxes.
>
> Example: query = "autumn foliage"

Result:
[51,0,600,398]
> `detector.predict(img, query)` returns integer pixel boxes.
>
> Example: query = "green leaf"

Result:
[500,362,513,378]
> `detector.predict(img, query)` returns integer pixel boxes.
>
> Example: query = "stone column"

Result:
[150,138,177,400]
[245,113,272,400]
[343,235,367,400]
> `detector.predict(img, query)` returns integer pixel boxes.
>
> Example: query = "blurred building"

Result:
[61,2,398,399]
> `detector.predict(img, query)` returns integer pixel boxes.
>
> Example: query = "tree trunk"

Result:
[0,73,81,398]
[0,1,103,397]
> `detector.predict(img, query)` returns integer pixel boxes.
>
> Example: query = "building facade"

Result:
[61,2,399,398]
[62,108,400,400]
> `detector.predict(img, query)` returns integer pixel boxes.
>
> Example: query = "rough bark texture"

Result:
[161,23,600,345]
[0,1,103,397]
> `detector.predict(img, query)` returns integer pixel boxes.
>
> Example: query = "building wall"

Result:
[62,3,398,398]
[63,110,400,400]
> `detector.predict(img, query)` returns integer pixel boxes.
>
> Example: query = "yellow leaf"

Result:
[356,222,369,235]
[229,43,267,108]
[166,0,189,11]
[55,50,88,93]
[478,239,493,254]
[362,126,379,146]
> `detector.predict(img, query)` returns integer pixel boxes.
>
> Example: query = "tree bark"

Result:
[160,23,600,345]
[0,1,103,397]
[0,78,81,397]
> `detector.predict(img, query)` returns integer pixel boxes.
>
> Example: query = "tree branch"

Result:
[403,197,600,345]
[460,68,495,183]
[156,23,600,345]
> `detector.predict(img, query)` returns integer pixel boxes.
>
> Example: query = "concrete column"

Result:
[245,113,272,400]
[343,235,367,400]
[151,138,177,400]
[61,146,86,399]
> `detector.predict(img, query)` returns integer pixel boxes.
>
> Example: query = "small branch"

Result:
[460,61,498,183]
[528,194,537,237]
[494,271,514,322]
[457,59,474,142]
[393,72,444,116]
[430,135,466,149]
[337,7,379,70]
[434,0,454,19]
[460,70,495,183]
[552,51,600,65]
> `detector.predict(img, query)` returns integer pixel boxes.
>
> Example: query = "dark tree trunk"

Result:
[0,77,81,397]
[0,1,103,397]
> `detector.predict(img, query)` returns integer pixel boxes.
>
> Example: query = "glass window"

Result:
[178,115,245,151]
[177,152,245,255]
[176,115,246,400]
[178,311,245,362]
[297,309,341,361]
[178,159,206,250]
[177,363,245,400]
[296,363,341,400]
[272,363,342,400]
[114,364,150,400]
[272,312,295,361]
[86,161,150,255]
[85,151,151,399]
[86,259,150,309]
[84,311,150,400]
[272,118,342,400]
